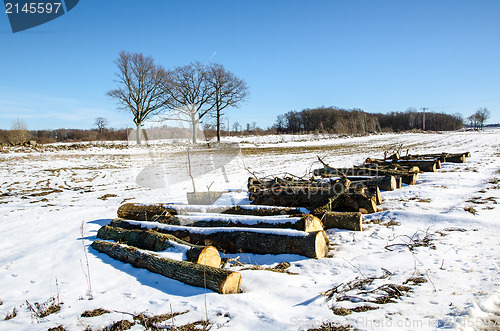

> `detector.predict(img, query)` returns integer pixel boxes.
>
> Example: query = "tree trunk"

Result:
[118,203,305,217]
[191,115,198,144]
[91,240,241,294]
[365,185,382,205]
[314,167,419,185]
[395,160,437,172]
[216,105,221,142]
[136,122,142,145]
[170,214,323,232]
[117,203,175,222]
[321,212,363,231]
[349,175,396,191]
[249,178,350,209]
[96,226,221,267]
[109,219,329,258]
[331,193,377,214]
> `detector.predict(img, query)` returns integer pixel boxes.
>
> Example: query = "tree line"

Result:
[272,107,465,134]
[107,51,249,144]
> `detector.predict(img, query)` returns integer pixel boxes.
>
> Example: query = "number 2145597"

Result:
[5,2,62,14]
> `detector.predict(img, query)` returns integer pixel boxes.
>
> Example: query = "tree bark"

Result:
[96,226,221,267]
[119,203,304,217]
[136,123,142,145]
[349,175,396,191]
[314,167,419,185]
[171,214,323,232]
[117,203,175,222]
[365,185,382,205]
[249,178,350,209]
[91,240,241,294]
[395,160,437,172]
[331,193,377,214]
[321,211,363,231]
[109,219,329,258]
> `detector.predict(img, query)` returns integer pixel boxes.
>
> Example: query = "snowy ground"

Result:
[0,130,499,330]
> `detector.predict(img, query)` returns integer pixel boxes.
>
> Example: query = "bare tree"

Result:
[94,117,109,135]
[161,62,215,143]
[474,107,490,130]
[207,63,249,142]
[107,51,167,144]
[10,118,29,145]
[232,121,241,133]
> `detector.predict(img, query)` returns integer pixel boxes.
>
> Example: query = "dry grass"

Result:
[81,308,110,317]
[4,308,16,320]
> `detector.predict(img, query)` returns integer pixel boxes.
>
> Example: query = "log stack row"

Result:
[92,202,351,294]
[90,150,470,294]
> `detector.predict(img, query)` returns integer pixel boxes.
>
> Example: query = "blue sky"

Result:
[1,0,499,130]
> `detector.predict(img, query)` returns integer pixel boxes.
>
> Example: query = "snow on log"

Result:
[118,203,306,218]
[172,213,323,232]
[109,219,329,259]
[321,211,363,231]
[91,240,241,294]
[331,193,377,214]
[96,226,221,267]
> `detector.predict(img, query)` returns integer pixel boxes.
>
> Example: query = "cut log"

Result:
[444,154,466,163]
[109,218,329,258]
[117,203,175,222]
[171,214,323,232]
[321,211,363,231]
[96,226,221,267]
[349,175,397,191]
[249,178,350,209]
[395,160,437,172]
[119,203,305,217]
[91,240,241,294]
[365,185,382,205]
[395,176,403,189]
[331,193,377,214]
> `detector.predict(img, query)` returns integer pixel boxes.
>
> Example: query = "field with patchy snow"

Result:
[0,130,499,330]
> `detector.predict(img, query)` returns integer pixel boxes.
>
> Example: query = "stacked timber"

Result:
[92,200,339,294]
[248,177,351,209]
[399,152,469,163]
[313,166,419,186]
[108,218,329,259]
[91,240,241,294]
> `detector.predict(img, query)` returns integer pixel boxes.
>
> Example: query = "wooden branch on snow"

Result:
[96,226,221,267]
[91,240,241,294]
[109,218,329,258]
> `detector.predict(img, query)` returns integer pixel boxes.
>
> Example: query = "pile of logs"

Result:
[90,150,470,294]
[248,151,471,217]
[93,203,363,294]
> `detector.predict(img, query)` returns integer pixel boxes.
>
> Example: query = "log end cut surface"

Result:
[315,231,329,259]
[220,272,242,294]
[197,246,222,268]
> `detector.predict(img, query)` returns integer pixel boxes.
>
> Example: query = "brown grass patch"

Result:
[98,194,118,200]
[81,308,110,317]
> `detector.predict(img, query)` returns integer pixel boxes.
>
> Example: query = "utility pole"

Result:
[420,107,428,131]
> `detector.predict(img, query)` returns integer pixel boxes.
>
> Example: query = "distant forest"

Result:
[273,107,464,134]
[0,107,466,145]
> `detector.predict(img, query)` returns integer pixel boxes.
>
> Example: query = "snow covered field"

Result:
[0,130,499,330]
